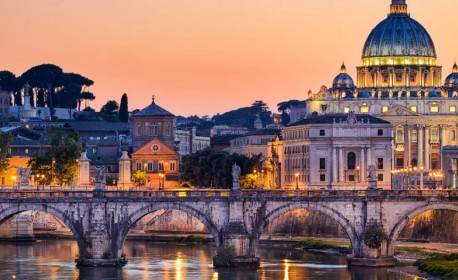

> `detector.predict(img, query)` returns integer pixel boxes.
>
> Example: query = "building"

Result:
[306,0,458,187]
[228,129,281,158]
[210,125,249,137]
[130,97,179,188]
[0,89,11,127]
[266,113,392,190]
[175,127,211,157]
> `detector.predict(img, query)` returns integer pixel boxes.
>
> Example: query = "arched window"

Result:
[347,152,356,170]
[396,129,404,143]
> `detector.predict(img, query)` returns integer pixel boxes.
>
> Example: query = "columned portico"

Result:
[425,126,430,170]
[360,148,365,182]
[339,148,344,182]
[332,148,338,183]
[418,125,424,167]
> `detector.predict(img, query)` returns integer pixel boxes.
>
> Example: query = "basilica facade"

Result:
[306,0,458,188]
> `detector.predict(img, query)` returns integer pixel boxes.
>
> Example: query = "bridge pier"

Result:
[347,241,396,267]
[76,230,125,267]
[214,200,260,268]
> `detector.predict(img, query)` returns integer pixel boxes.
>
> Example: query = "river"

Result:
[0,240,420,280]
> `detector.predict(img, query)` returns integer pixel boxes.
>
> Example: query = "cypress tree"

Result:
[119,93,129,122]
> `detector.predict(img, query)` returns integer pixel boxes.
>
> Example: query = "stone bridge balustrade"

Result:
[0,188,456,267]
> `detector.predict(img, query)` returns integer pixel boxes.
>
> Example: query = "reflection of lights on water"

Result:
[175,252,182,280]
[211,272,218,280]
[283,259,290,280]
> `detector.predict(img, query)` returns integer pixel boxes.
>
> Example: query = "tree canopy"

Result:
[101,100,119,115]
[118,93,129,122]
[28,130,82,186]
[0,64,94,114]
[180,148,263,188]
[212,100,272,129]
[0,133,12,176]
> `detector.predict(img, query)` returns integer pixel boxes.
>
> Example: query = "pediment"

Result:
[133,138,178,156]
[378,106,423,117]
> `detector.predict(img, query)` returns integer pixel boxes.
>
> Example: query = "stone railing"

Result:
[0,188,455,201]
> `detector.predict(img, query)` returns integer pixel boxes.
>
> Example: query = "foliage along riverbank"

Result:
[414,253,458,280]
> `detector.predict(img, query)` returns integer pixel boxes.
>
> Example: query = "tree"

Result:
[118,93,129,122]
[0,71,17,92]
[21,64,64,109]
[132,170,146,186]
[0,133,12,176]
[58,82,82,119]
[180,149,263,188]
[101,100,119,115]
[28,130,82,186]
[80,91,95,109]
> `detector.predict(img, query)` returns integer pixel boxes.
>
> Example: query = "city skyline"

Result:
[1,0,458,116]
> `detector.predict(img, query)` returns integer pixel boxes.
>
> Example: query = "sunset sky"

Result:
[1,0,458,117]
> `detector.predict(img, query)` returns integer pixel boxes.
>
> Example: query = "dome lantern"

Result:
[390,0,408,15]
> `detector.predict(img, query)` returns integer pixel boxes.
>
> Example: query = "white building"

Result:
[266,113,392,190]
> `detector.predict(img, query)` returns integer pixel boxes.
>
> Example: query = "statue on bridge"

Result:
[95,166,107,191]
[232,164,241,192]
[367,165,378,189]
[16,167,32,189]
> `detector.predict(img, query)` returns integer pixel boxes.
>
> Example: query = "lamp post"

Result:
[419,166,424,190]
[295,173,299,190]
[158,173,164,190]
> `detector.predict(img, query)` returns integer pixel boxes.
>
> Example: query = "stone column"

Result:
[404,125,410,167]
[339,148,344,183]
[367,147,372,167]
[77,151,91,186]
[118,151,132,190]
[332,148,338,183]
[440,125,447,170]
[360,148,365,183]
[425,126,430,170]
[418,126,424,168]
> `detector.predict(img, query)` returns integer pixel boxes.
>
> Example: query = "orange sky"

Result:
[1,0,457,117]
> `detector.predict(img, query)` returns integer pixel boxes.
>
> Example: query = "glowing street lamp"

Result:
[295,173,299,190]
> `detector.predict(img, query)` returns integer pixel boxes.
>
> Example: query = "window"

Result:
[344,107,350,113]
[382,106,388,113]
[147,162,154,171]
[137,124,142,136]
[170,162,176,171]
[430,128,439,142]
[136,162,142,171]
[451,130,456,141]
[382,73,388,83]
[378,129,383,136]
[25,149,29,154]
[377,158,384,169]
[410,73,416,82]
[150,124,158,136]
[158,162,164,171]
[430,104,439,113]
[378,174,384,182]
[320,174,326,182]
[92,148,97,154]
[165,124,171,136]
[410,106,417,112]
[450,105,456,113]
[396,158,404,168]
[360,104,369,113]
[396,129,404,143]
[411,130,417,143]
[319,158,326,170]
[347,152,356,170]
[396,73,402,82]
[349,175,355,182]
[319,130,325,136]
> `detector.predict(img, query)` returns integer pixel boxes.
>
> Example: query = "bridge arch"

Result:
[387,203,458,255]
[258,202,360,256]
[116,202,222,255]
[0,204,86,256]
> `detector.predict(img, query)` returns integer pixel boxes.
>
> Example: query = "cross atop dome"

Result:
[390,0,408,15]
[340,63,347,74]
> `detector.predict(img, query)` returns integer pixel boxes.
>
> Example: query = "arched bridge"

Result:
[0,188,457,267]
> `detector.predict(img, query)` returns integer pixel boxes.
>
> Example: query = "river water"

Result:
[0,240,420,280]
